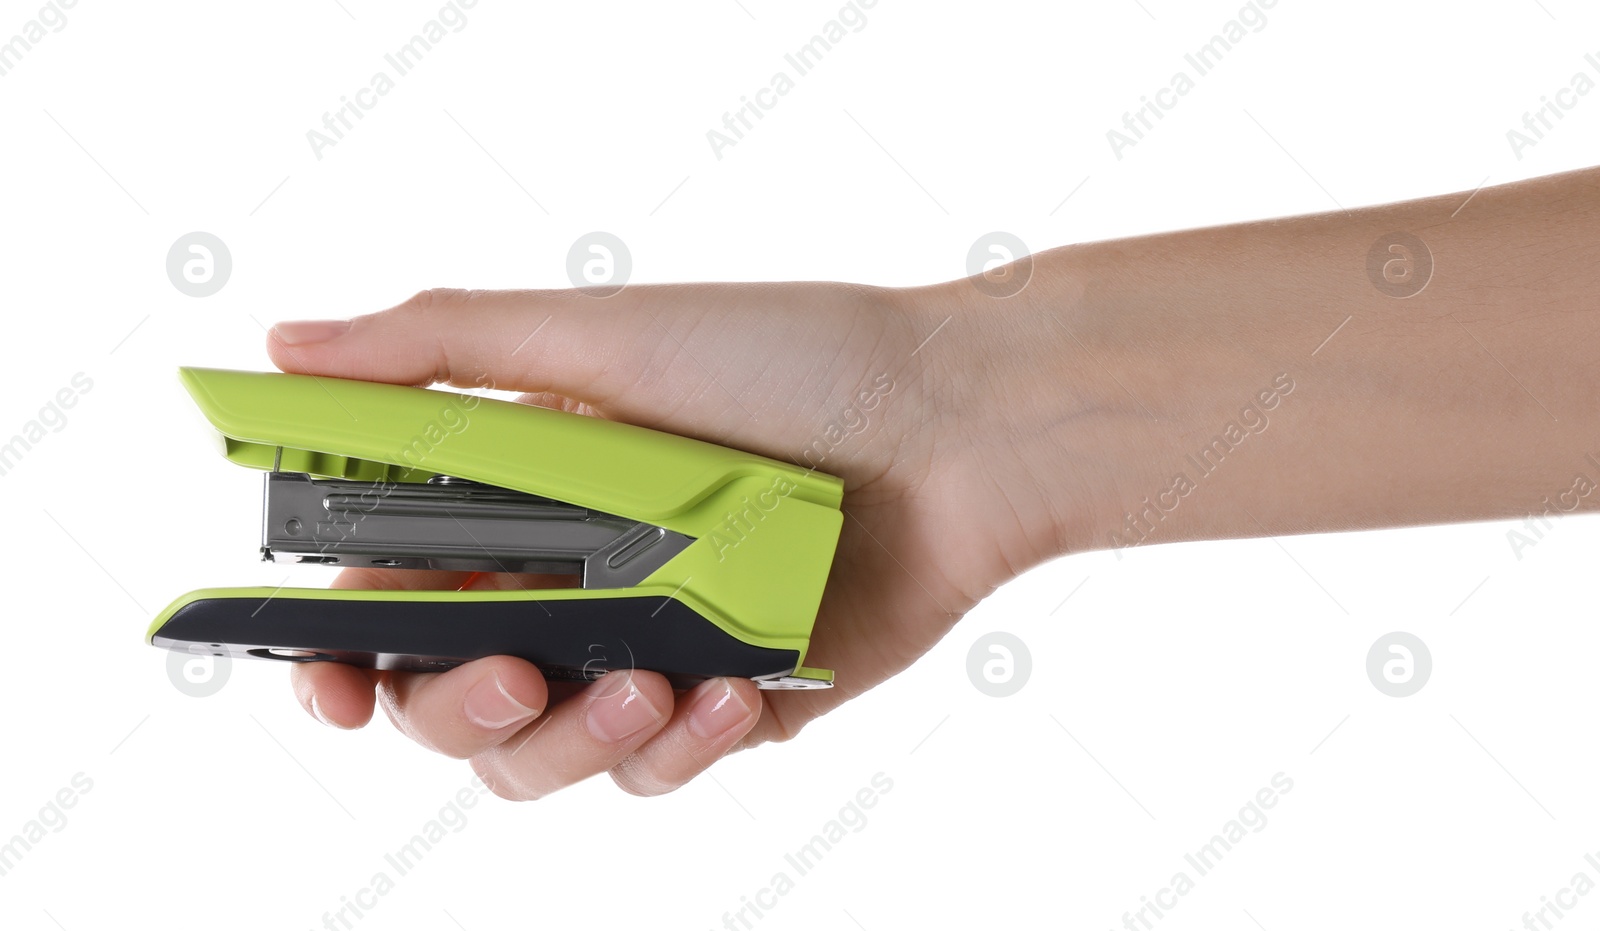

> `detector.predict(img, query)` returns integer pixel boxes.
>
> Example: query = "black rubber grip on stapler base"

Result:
[155,594,802,685]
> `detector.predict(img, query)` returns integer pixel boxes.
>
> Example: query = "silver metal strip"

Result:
[261,472,693,589]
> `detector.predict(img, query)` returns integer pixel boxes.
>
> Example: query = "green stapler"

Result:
[147,368,842,690]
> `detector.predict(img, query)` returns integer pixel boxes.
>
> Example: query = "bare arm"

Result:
[930,165,1600,563]
[269,165,1600,798]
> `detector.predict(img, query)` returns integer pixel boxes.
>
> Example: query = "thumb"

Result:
[266,287,756,435]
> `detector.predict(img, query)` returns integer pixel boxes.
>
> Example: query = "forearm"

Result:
[960,166,1600,558]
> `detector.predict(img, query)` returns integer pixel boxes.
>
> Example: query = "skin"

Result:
[268,164,1600,800]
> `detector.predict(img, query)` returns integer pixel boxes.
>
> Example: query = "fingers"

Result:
[291,662,381,730]
[265,287,656,411]
[264,287,785,440]
[469,669,676,801]
[291,566,472,730]
[375,656,549,759]
[297,625,762,796]
[608,677,762,797]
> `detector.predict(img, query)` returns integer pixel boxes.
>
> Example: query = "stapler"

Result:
[147,368,843,690]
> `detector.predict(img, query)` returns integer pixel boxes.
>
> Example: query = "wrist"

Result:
[990,239,1305,560]
[970,245,1153,562]
[913,241,1254,569]
[902,250,1124,589]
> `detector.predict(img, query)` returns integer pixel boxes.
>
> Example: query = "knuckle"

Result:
[401,288,459,313]
[471,755,530,802]
[393,287,479,321]
[395,289,435,316]
[609,755,676,798]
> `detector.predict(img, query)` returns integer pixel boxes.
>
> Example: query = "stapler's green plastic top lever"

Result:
[147,367,843,689]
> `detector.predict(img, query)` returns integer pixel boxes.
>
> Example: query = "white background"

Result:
[2,0,1597,928]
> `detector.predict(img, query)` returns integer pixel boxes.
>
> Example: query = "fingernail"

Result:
[464,671,540,731]
[272,319,350,345]
[687,679,752,740]
[310,695,353,730]
[585,672,664,743]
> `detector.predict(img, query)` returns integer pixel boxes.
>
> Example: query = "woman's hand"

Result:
[266,280,1077,800]
[265,167,1600,800]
